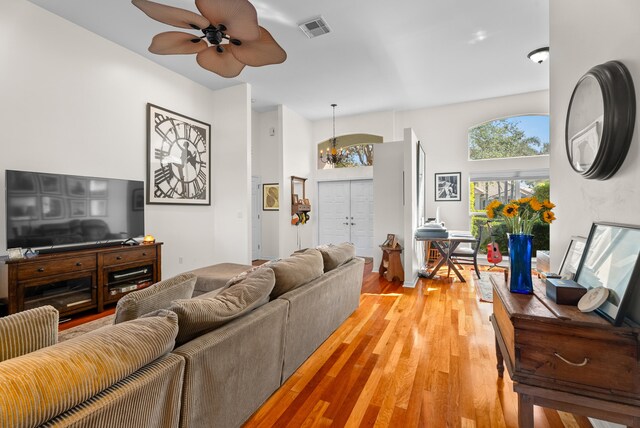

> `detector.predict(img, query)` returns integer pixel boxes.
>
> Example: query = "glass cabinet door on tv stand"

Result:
[20,271,97,316]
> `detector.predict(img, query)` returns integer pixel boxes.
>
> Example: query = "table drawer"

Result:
[517,329,638,393]
[17,255,96,281]
[103,247,156,266]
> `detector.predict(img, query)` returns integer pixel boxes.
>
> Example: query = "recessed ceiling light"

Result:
[528,47,549,64]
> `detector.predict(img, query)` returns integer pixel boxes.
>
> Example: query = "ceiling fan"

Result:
[132,0,287,78]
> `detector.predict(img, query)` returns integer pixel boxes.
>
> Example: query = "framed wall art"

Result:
[263,183,279,211]
[435,172,461,201]
[147,103,211,205]
[574,222,640,325]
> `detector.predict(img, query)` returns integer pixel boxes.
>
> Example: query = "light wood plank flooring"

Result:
[244,268,593,427]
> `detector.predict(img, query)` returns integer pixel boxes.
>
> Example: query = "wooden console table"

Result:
[1,243,162,317]
[489,275,640,427]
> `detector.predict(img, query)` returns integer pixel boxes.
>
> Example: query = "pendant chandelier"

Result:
[319,104,349,166]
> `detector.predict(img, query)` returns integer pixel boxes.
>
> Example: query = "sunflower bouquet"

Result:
[485,197,556,235]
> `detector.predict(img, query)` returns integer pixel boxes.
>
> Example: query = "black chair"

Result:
[449,226,483,279]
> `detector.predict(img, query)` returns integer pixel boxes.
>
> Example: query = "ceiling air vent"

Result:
[299,16,331,39]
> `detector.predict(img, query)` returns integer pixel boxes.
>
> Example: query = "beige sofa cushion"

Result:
[0,310,178,428]
[270,249,324,298]
[189,262,252,296]
[170,268,276,345]
[114,273,196,323]
[0,305,58,362]
[317,242,356,272]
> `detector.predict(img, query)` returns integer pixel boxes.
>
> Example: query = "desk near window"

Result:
[416,232,477,282]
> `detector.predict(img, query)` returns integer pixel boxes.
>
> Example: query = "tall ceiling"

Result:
[27,0,549,120]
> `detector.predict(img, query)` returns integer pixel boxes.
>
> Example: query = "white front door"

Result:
[318,181,350,245]
[318,179,374,257]
[349,180,374,257]
[251,176,261,260]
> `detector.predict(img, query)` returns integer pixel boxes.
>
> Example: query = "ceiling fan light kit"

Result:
[132,0,287,78]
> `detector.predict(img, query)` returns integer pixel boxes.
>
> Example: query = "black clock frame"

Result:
[565,61,636,180]
[146,103,211,205]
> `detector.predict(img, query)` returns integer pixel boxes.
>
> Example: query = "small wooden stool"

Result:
[379,245,404,282]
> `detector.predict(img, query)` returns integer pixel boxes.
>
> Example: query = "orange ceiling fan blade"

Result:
[149,32,208,55]
[231,27,287,67]
[196,46,246,78]
[132,0,210,30]
[195,0,260,41]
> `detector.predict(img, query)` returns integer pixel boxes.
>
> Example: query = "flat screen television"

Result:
[6,170,144,253]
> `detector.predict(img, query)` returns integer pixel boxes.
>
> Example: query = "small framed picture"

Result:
[435,172,461,201]
[303,198,310,205]
[42,196,65,219]
[39,174,61,194]
[69,199,87,218]
[90,200,108,217]
[263,183,279,211]
[67,177,87,197]
[89,180,108,197]
[575,223,640,325]
[382,233,395,247]
[559,236,587,279]
[7,248,24,260]
[292,194,299,204]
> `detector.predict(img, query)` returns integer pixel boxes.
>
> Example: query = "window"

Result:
[317,133,382,169]
[468,115,549,161]
[469,171,550,254]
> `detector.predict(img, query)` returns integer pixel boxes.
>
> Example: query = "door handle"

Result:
[350,223,355,225]
[343,222,349,225]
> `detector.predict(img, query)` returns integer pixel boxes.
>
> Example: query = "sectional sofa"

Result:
[0,243,364,428]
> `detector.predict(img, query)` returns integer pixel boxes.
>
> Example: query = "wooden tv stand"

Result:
[489,274,640,427]
[1,243,162,317]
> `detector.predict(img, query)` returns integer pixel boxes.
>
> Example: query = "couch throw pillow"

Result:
[0,305,58,362]
[114,272,197,324]
[317,242,356,272]
[170,268,275,345]
[0,310,178,428]
[270,249,324,298]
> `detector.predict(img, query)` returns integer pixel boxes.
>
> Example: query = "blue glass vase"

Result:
[508,234,533,294]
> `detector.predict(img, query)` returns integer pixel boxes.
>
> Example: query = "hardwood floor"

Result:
[244,268,593,428]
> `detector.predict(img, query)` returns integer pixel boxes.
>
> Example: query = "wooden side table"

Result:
[379,245,404,282]
[489,274,640,427]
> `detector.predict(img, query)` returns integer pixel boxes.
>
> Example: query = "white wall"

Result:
[551,5,640,428]
[395,91,550,231]
[252,109,280,259]
[0,0,251,296]
[403,129,420,286]
[550,0,640,271]
[373,141,404,271]
[279,106,315,256]
[211,84,252,265]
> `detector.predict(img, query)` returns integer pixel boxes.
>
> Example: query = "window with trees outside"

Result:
[469,115,549,160]
[317,133,382,170]
[468,115,550,256]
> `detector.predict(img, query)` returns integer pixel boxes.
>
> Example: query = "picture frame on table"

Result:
[262,183,279,211]
[147,103,211,205]
[435,172,461,201]
[574,222,640,325]
[558,236,587,280]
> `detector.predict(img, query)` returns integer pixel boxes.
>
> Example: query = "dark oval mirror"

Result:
[565,61,636,180]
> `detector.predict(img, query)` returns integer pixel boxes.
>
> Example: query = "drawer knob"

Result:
[76,262,83,267]
[116,256,122,260]
[142,252,147,256]
[554,352,589,367]
[37,267,45,272]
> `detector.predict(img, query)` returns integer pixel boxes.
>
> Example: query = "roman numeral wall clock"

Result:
[146,103,211,205]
